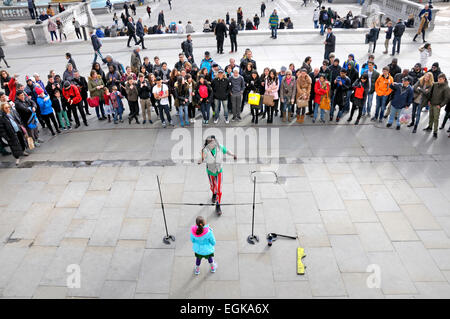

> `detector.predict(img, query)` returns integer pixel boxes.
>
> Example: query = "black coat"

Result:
[72,76,88,99]
[211,77,231,100]
[0,111,24,158]
[14,98,35,125]
[0,46,5,58]
[127,21,136,35]
[215,22,228,40]
[324,32,336,52]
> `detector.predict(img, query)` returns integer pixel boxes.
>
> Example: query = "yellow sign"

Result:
[297,247,306,275]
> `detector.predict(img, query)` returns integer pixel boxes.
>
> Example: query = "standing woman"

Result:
[0,102,28,165]
[409,72,433,133]
[229,19,238,53]
[173,76,190,127]
[413,12,429,43]
[195,75,213,125]
[1,70,11,95]
[48,18,58,42]
[56,18,67,42]
[186,74,197,123]
[280,70,296,122]
[237,7,243,26]
[313,74,330,123]
[168,68,179,115]
[259,67,270,119]
[125,76,140,124]
[264,69,279,124]
[419,43,432,72]
[246,70,262,124]
[87,70,107,120]
[295,68,312,123]
[92,62,107,85]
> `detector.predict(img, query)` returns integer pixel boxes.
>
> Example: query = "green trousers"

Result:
[57,111,70,129]
[428,105,441,133]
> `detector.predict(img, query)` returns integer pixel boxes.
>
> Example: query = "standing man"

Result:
[90,31,105,64]
[419,4,433,22]
[324,27,335,60]
[261,2,266,17]
[391,18,405,56]
[130,48,142,75]
[424,73,450,138]
[126,17,138,48]
[382,20,393,54]
[73,18,82,40]
[229,68,245,121]
[136,18,147,49]
[137,73,153,124]
[198,135,237,215]
[168,0,172,10]
[211,70,231,124]
[152,77,173,127]
[158,10,165,27]
[386,77,413,131]
[215,19,227,55]
[229,19,238,53]
[27,0,37,20]
[362,61,379,118]
[182,34,194,63]
[72,71,91,116]
[269,10,279,39]
[319,6,328,35]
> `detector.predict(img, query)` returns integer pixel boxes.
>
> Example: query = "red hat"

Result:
[35,87,44,95]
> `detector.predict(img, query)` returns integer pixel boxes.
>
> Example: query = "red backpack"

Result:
[354,86,364,99]
[199,84,208,99]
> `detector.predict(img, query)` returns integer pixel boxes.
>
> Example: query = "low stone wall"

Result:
[362,0,439,31]
[23,1,97,45]
[0,1,80,21]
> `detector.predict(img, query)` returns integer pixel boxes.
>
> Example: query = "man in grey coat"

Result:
[229,67,245,121]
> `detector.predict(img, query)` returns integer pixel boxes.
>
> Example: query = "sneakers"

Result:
[225,119,230,124]
[214,118,219,124]
[386,123,392,128]
[433,132,438,138]
[210,262,217,273]
[370,117,376,122]
[194,266,200,275]
[423,126,432,131]
[162,121,167,128]
[396,125,400,130]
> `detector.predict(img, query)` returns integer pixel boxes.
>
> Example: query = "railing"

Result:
[363,0,439,31]
[23,1,97,45]
[0,1,81,21]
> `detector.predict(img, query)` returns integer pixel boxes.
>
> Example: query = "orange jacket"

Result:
[375,74,393,96]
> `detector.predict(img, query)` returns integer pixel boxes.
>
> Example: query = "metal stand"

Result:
[247,177,259,244]
[157,175,175,245]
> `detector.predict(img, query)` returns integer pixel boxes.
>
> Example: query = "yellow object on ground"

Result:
[297,247,306,275]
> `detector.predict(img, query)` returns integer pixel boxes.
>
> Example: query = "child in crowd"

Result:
[52,89,70,130]
[191,216,217,275]
[110,85,124,124]
[103,87,113,122]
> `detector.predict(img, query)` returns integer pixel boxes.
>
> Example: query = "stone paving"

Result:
[1,0,450,300]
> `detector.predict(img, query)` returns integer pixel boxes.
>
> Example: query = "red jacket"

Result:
[8,77,16,102]
[314,80,330,104]
[62,84,82,105]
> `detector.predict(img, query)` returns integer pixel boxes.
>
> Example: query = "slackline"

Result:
[156,202,263,206]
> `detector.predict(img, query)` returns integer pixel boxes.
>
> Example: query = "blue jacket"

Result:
[200,58,214,73]
[419,8,432,21]
[190,224,216,256]
[36,95,54,115]
[389,83,413,109]
[136,21,144,37]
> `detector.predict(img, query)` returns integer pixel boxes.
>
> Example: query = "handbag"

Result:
[263,94,274,106]
[365,33,370,44]
[319,91,331,111]
[296,98,308,108]
[248,92,261,106]
[87,96,100,107]
[27,136,35,150]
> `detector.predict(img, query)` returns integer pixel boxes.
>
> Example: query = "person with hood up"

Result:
[343,54,360,73]
[347,74,369,125]
[191,216,217,275]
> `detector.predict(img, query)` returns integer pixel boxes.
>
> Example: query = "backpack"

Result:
[354,86,364,99]
[323,12,329,21]
[199,85,208,99]
[181,40,187,52]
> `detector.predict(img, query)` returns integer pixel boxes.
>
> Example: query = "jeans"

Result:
[363,92,374,116]
[314,20,319,29]
[95,101,106,118]
[271,26,277,38]
[411,102,422,125]
[158,103,171,123]
[320,23,325,35]
[50,31,58,41]
[230,34,237,52]
[75,28,82,39]
[200,101,211,121]
[281,97,294,113]
[178,103,189,125]
[214,99,229,120]
[113,108,123,122]
[392,36,401,54]
[93,50,104,63]
[388,107,402,126]
[374,95,388,120]
[314,102,326,121]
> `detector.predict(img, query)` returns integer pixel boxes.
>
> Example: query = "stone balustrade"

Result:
[0,1,81,21]
[23,1,97,45]
[362,0,439,31]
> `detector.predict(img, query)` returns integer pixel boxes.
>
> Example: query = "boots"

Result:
[288,112,292,121]
[282,111,286,122]
[298,115,305,123]
[296,114,301,123]
[407,121,414,127]
[413,125,417,133]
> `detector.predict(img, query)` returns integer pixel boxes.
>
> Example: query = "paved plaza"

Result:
[1,0,450,299]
